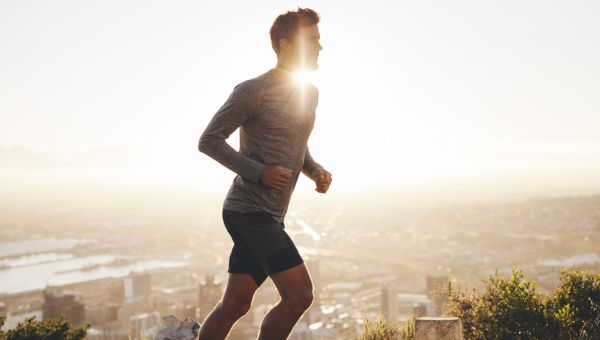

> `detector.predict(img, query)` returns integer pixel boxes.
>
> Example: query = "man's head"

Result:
[270,7,322,70]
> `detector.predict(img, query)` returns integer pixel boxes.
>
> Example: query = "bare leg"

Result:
[257,263,314,340]
[198,273,258,340]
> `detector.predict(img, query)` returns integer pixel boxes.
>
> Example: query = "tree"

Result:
[0,315,88,340]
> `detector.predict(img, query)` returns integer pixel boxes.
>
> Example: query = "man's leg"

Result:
[257,263,314,340]
[198,273,258,340]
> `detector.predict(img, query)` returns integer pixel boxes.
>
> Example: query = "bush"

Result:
[0,315,88,340]
[444,267,600,340]
[547,268,600,339]
[357,313,415,340]
[357,314,399,340]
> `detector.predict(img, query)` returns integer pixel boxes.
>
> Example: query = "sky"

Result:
[1,0,600,200]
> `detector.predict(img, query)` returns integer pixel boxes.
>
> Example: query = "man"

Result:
[197,7,332,340]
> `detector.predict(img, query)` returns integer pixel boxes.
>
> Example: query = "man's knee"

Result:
[219,299,252,319]
[284,290,313,315]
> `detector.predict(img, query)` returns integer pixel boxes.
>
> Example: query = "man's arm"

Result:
[302,87,332,193]
[302,146,323,180]
[198,82,266,184]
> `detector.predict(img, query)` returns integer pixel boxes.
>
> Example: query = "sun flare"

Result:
[295,69,318,85]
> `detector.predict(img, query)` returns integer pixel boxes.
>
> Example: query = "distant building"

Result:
[381,284,398,323]
[124,271,152,301]
[198,274,222,322]
[85,303,120,327]
[152,271,199,320]
[397,293,436,317]
[75,303,120,338]
[42,286,85,326]
[108,281,125,303]
[130,312,160,340]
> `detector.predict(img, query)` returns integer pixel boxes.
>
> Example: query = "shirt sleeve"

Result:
[302,86,323,180]
[302,146,323,180]
[198,82,266,184]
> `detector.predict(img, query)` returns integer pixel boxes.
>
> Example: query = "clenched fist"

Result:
[260,165,292,190]
[313,168,332,193]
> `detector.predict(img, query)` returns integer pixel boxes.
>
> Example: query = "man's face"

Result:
[290,24,322,70]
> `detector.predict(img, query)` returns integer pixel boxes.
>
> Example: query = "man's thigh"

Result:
[228,242,269,287]
[221,272,259,306]
[269,263,313,299]
[223,210,304,278]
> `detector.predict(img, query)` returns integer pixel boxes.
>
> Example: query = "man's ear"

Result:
[279,38,290,53]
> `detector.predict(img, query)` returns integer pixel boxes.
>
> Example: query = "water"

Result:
[0,238,89,257]
[0,238,188,294]
[0,252,75,267]
[0,254,188,294]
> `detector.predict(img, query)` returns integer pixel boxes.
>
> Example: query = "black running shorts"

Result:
[222,209,304,287]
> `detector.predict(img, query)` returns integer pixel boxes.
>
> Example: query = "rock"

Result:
[154,314,201,340]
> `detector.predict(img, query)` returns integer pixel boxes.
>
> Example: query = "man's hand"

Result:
[313,168,332,193]
[260,165,292,190]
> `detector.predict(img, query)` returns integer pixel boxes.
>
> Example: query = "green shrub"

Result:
[547,267,600,339]
[357,314,399,340]
[0,315,88,340]
[444,267,600,340]
[400,313,415,340]
[357,313,415,340]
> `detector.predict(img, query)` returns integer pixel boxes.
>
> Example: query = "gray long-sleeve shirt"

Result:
[198,68,323,223]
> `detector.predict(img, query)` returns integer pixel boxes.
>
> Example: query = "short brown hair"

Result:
[269,7,320,55]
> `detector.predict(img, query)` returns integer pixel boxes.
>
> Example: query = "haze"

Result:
[1,0,600,205]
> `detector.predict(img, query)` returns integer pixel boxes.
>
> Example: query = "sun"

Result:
[295,69,318,85]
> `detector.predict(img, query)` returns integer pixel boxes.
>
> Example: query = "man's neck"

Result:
[273,60,300,80]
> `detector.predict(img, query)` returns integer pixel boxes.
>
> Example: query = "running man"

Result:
[197,7,332,340]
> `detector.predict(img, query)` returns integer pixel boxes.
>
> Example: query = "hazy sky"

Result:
[1,0,599,196]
